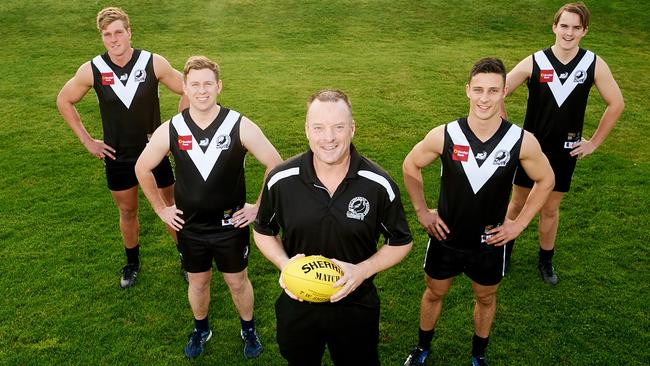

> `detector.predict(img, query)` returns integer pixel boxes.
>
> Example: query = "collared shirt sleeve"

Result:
[253,175,280,236]
[379,178,413,246]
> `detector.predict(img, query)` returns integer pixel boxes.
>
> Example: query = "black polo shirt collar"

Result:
[299,144,363,186]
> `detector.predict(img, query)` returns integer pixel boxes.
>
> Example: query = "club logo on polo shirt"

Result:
[215,134,231,149]
[346,197,370,221]
[574,70,587,84]
[493,150,510,166]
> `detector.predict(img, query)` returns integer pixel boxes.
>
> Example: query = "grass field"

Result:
[1,1,648,365]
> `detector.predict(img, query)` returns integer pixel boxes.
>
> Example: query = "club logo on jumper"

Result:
[101,72,115,85]
[214,134,231,149]
[475,151,487,160]
[346,197,370,221]
[119,73,128,81]
[178,135,192,150]
[452,145,470,162]
[573,70,587,84]
[559,72,568,80]
[198,138,210,147]
[134,69,146,83]
[492,150,510,166]
[539,69,554,83]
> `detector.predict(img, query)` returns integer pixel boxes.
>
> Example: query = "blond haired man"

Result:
[136,56,281,359]
[57,7,188,288]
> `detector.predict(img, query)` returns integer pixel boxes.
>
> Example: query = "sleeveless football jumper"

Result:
[91,49,161,163]
[169,107,247,234]
[437,118,523,252]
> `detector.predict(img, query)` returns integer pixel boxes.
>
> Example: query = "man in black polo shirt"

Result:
[254,89,413,365]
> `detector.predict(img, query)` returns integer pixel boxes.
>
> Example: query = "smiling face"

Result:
[101,20,132,58]
[184,68,222,112]
[466,72,507,123]
[305,99,355,168]
[553,11,588,52]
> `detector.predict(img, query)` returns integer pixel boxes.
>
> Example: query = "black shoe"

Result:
[184,328,212,358]
[470,355,488,366]
[538,260,558,285]
[404,346,430,366]
[241,328,263,358]
[120,263,141,289]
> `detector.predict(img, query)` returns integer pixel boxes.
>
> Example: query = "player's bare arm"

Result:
[403,125,449,240]
[135,122,184,231]
[330,242,412,302]
[232,117,283,228]
[56,62,116,160]
[486,132,554,246]
[152,53,189,110]
[570,56,625,159]
[500,55,533,118]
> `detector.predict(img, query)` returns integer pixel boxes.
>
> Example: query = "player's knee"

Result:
[423,286,447,303]
[118,207,138,220]
[224,274,249,294]
[474,292,496,307]
[540,205,559,220]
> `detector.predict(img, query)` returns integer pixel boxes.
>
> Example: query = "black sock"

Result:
[240,317,255,331]
[472,334,489,357]
[418,328,434,350]
[125,245,140,266]
[195,317,209,332]
[539,248,555,263]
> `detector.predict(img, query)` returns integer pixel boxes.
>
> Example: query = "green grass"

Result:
[1,1,648,365]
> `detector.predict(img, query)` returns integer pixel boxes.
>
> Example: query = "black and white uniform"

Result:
[169,107,249,273]
[254,145,412,366]
[424,118,523,286]
[514,47,596,192]
[91,49,174,190]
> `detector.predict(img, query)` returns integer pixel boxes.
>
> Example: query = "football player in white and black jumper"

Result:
[253,89,413,366]
[56,7,188,288]
[135,56,281,359]
[402,58,554,366]
[503,2,624,285]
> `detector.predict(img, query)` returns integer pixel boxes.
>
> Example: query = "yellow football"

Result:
[281,255,344,303]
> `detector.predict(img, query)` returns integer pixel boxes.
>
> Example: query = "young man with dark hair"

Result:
[403,58,554,366]
[503,2,624,285]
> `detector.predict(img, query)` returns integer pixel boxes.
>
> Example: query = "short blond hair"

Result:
[183,56,220,82]
[553,2,590,28]
[307,89,352,114]
[96,7,130,32]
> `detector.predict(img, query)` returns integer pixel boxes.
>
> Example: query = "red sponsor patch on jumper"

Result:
[539,70,554,83]
[452,145,470,162]
[101,72,115,85]
[178,135,193,150]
